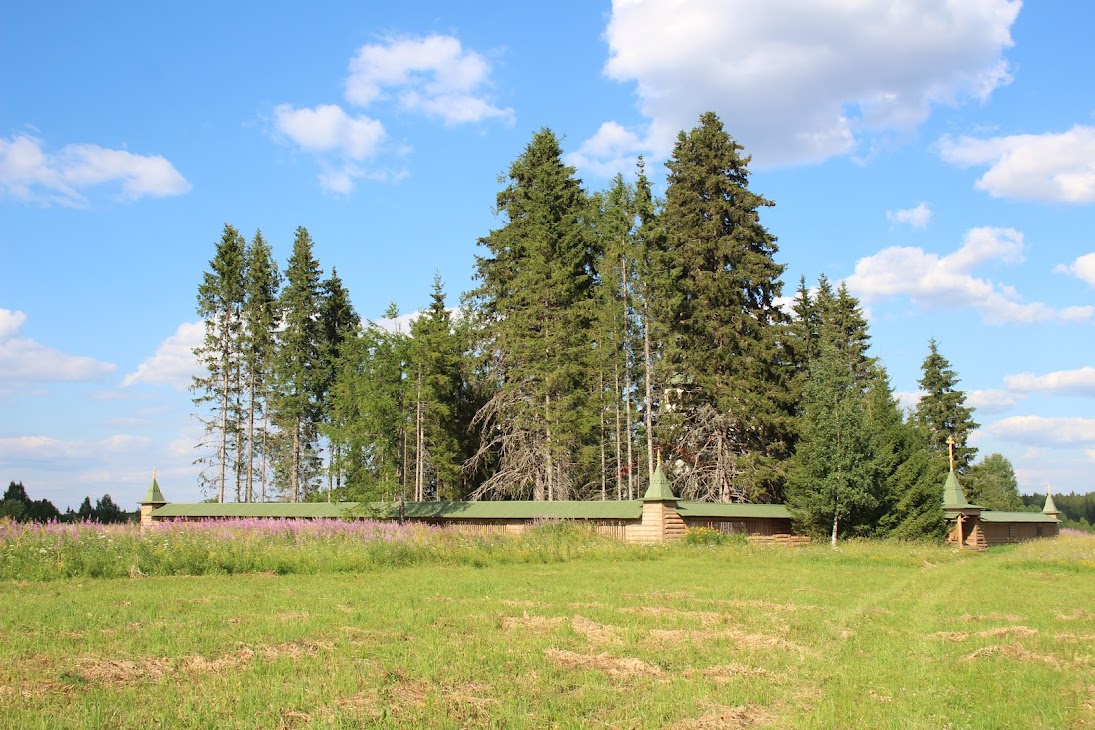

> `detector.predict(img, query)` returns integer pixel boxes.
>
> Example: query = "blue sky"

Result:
[2,0,1093,510]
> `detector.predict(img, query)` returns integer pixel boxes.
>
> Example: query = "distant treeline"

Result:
[1022,491,1095,531]
[1,482,136,524]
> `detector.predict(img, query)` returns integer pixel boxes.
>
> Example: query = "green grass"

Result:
[1,533,1093,728]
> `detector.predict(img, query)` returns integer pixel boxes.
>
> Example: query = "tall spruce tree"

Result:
[631,157,672,485]
[271,227,325,502]
[409,275,467,500]
[318,267,359,499]
[915,339,979,472]
[469,128,597,500]
[192,224,247,502]
[325,306,410,501]
[660,112,792,502]
[590,174,641,499]
[241,230,280,502]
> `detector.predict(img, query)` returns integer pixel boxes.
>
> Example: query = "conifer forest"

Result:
[191,112,1013,541]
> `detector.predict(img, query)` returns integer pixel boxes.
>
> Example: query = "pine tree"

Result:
[660,111,792,502]
[469,128,597,500]
[241,230,280,502]
[192,224,246,502]
[270,227,325,502]
[915,339,979,472]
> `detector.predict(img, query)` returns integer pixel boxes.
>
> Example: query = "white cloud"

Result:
[0,309,116,384]
[894,390,925,412]
[274,104,385,159]
[345,34,514,126]
[887,202,932,229]
[273,104,387,194]
[585,0,1019,172]
[369,311,421,335]
[0,132,190,206]
[967,389,1023,413]
[985,416,1095,447]
[275,34,509,193]
[845,227,1095,324]
[1056,252,1095,288]
[0,434,151,467]
[567,121,646,178]
[938,125,1095,203]
[1005,367,1095,397]
[122,321,203,390]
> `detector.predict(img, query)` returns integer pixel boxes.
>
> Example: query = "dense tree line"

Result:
[0,482,135,524]
[190,111,1034,540]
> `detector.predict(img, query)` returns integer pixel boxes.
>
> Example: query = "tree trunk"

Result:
[831,510,839,548]
[643,301,655,483]
[614,364,623,501]
[621,255,634,500]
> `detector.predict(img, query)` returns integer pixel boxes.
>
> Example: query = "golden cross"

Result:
[946,436,956,472]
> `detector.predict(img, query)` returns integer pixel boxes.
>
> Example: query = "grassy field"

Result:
[1,528,1093,728]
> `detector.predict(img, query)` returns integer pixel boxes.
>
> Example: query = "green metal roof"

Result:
[979,510,1058,524]
[1042,491,1060,516]
[641,464,677,502]
[152,500,644,520]
[677,501,792,519]
[140,475,166,505]
[153,502,353,518]
[942,470,981,511]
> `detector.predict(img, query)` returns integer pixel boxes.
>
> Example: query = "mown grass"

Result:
[0,524,1092,728]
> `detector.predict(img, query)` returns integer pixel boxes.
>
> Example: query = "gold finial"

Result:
[656,449,662,469]
[153,466,157,481]
[946,436,956,472]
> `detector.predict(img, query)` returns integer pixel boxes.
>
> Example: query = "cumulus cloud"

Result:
[0,309,116,384]
[966,389,1023,414]
[1005,367,1095,397]
[273,104,388,194]
[0,132,190,206]
[583,0,1019,172]
[0,433,151,468]
[894,390,925,412]
[567,121,647,178]
[887,202,932,229]
[345,34,513,125]
[122,321,203,390]
[939,125,1095,203]
[275,34,510,193]
[984,416,1095,447]
[1056,252,1095,288]
[274,104,385,159]
[845,227,1095,324]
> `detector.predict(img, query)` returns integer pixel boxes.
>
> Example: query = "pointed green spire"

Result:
[941,469,979,511]
[140,469,167,506]
[1042,486,1060,518]
[642,461,677,502]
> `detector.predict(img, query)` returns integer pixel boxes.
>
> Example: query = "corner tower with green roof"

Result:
[630,460,687,543]
[138,469,168,526]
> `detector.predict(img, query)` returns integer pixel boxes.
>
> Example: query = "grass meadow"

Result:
[1,521,1093,728]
